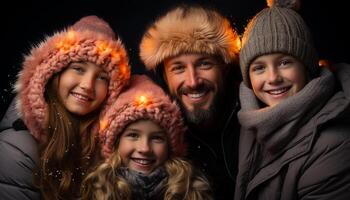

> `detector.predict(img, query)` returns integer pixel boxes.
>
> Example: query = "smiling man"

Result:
[139,4,241,199]
[163,53,226,125]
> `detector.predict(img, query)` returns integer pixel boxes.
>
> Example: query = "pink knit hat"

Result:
[15,15,131,141]
[99,75,187,158]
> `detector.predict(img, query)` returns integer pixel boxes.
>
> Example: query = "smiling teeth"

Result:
[72,93,91,101]
[268,88,288,95]
[133,158,152,165]
[188,93,205,98]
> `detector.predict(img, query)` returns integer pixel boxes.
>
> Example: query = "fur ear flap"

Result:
[266,0,301,10]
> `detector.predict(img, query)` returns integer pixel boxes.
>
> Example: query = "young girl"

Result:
[235,0,350,199]
[0,16,130,199]
[81,75,213,200]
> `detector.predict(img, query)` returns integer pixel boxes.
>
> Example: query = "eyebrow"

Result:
[250,60,264,65]
[198,56,212,60]
[252,54,290,64]
[151,131,166,135]
[124,128,165,134]
[124,128,140,132]
[168,61,184,66]
[72,61,87,65]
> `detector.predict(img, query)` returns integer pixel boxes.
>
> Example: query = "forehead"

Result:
[125,119,164,132]
[164,53,223,65]
[66,61,106,72]
[251,53,297,63]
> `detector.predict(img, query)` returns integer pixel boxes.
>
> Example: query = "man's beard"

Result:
[173,83,222,125]
[182,99,217,125]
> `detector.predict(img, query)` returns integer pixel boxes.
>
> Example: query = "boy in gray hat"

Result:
[235,0,350,199]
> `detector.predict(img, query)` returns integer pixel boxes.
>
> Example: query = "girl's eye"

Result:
[70,66,84,73]
[125,132,139,139]
[151,135,166,143]
[97,73,109,82]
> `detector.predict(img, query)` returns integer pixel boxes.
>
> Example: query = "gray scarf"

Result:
[238,69,335,153]
[118,167,168,200]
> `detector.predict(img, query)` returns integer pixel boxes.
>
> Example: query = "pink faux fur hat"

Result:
[15,15,131,141]
[99,75,187,158]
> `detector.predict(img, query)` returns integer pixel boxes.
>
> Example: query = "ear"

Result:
[161,68,168,83]
[305,66,312,83]
[161,65,168,84]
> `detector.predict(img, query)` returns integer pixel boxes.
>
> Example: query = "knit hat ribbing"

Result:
[240,0,319,87]
[139,5,241,70]
[100,75,186,158]
[15,15,131,141]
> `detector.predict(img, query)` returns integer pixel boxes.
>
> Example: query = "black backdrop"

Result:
[1,0,348,118]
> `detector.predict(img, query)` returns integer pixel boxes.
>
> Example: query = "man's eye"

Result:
[171,65,185,73]
[198,61,214,69]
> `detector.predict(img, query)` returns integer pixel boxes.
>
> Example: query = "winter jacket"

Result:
[186,100,240,200]
[234,64,350,200]
[0,98,40,199]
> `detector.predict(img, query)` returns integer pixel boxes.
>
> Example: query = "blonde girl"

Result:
[81,75,213,200]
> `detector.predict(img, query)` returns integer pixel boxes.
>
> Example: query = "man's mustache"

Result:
[177,83,214,96]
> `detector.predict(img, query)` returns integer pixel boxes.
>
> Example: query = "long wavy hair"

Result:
[35,75,102,200]
[81,138,213,200]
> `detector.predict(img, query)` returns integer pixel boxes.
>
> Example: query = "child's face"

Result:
[56,62,109,115]
[249,53,307,107]
[118,120,169,175]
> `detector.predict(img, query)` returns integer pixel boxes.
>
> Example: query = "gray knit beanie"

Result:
[240,0,319,87]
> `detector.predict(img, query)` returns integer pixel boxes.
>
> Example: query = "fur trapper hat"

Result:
[15,15,131,141]
[139,5,241,70]
[240,0,319,86]
[99,75,187,158]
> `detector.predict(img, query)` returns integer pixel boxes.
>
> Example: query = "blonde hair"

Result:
[81,148,213,200]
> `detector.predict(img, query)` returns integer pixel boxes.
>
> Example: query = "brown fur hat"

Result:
[139,5,241,70]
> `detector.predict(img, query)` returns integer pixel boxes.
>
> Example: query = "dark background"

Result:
[1,0,348,119]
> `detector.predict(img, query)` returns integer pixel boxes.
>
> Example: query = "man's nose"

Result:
[186,67,201,88]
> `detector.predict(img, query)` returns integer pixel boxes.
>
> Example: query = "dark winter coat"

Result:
[0,98,40,199]
[235,64,350,200]
[186,100,240,200]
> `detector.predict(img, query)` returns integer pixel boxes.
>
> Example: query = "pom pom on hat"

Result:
[267,0,301,10]
[15,15,131,141]
[71,15,116,38]
[100,75,187,158]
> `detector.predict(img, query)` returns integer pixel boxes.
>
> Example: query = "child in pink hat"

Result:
[81,75,213,200]
[0,15,130,199]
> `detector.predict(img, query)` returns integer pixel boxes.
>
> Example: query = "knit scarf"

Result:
[238,69,335,153]
[118,167,168,200]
